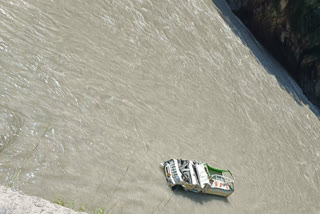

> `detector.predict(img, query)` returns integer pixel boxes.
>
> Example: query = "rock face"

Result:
[226,0,320,108]
[0,186,86,214]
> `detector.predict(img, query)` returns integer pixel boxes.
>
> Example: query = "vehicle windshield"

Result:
[211,175,228,182]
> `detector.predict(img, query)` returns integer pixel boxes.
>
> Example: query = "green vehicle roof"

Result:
[206,164,233,176]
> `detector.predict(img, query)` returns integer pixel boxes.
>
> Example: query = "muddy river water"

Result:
[0,0,320,213]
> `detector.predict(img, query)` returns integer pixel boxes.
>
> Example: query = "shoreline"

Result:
[0,186,87,214]
[226,0,320,109]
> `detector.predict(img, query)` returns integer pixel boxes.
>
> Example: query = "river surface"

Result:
[1,0,320,213]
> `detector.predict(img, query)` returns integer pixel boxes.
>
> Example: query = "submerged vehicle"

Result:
[161,159,235,197]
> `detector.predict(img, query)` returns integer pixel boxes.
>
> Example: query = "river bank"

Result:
[0,186,86,214]
[226,0,320,108]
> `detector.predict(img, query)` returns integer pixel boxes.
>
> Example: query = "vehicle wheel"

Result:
[171,185,179,191]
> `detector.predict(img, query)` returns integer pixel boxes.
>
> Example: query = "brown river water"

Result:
[0,0,320,213]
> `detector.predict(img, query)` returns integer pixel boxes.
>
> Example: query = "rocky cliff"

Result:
[226,0,320,108]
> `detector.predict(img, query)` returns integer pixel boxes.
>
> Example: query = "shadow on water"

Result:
[171,186,229,204]
[211,0,320,117]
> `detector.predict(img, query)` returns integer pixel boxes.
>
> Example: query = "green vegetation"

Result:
[53,198,67,207]
[271,0,281,13]
[286,0,320,46]
[230,0,320,107]
[284,0,320,71]
[53,198,107,214]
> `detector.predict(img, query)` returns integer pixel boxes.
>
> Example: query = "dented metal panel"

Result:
[161,159,235,197]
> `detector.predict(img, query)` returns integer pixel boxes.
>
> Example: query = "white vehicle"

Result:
[161,159,235,197]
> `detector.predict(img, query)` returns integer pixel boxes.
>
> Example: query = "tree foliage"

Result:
[286,0,320,47]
